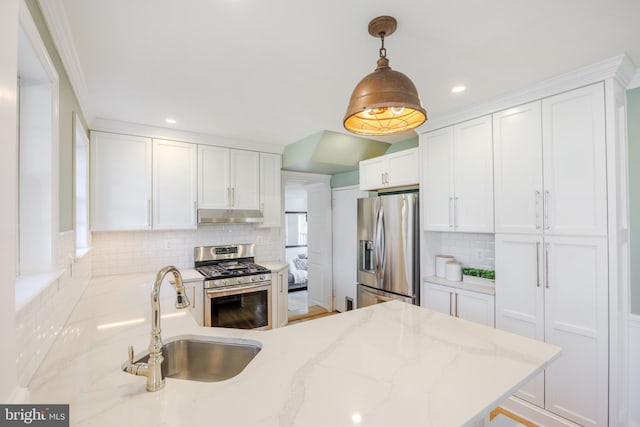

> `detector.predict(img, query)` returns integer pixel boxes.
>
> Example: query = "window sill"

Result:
[15,270,65,312]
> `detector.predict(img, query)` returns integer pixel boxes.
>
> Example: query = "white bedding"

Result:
[288,259,308,284]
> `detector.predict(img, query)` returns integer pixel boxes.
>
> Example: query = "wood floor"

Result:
[287,305,338,325]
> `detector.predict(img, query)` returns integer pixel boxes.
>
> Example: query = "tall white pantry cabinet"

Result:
[494,84,608,427]
[420,57,632,427]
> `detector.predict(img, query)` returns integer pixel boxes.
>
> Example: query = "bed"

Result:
[287,255,308,292]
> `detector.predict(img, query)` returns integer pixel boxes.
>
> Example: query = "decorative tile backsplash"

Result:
[439,232,495,271]
[92,225,283,276]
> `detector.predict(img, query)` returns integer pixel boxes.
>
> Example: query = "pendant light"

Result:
[344,16,427,136]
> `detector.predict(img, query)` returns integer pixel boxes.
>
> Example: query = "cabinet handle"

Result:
[232,188,235,207]
[227,187,231,206]
[192,287,196,309]
[545,243,550,289]
[279,274,283,293]
[453,197,459,228]
[194,201,198,224]
[544,191,550,230]
[385,172,389,184]
[381,173,385,185]
[148,200,152,227]
[535,191,541,229]
[455,293,459,317]
[448,197,454,228]
[536,242,540,287]
[449,292,453,316]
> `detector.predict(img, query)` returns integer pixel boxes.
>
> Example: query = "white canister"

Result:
[435,255,455,278]
[445,261,463,282]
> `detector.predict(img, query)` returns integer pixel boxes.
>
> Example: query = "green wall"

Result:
[25,0,87,233]
[629,87,640,315]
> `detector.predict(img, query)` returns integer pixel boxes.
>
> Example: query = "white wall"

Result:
[0,0,19,402]
[92,225,282,276]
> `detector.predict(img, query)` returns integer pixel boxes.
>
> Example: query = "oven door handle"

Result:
[205,282,270,296]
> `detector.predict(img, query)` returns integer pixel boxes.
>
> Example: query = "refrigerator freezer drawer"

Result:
[357,284,414,308]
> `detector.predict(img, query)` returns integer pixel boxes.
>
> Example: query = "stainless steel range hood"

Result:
[198,209,264,224]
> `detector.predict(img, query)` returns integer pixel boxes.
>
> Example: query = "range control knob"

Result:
[236,278,243,285]
[259,274,266,281]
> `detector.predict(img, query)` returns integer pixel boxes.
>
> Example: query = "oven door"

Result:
[205,283,272,330]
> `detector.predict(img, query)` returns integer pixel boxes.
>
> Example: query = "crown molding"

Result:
[419,54,638,132]
[37,0,94,123]
[91,118,285,155]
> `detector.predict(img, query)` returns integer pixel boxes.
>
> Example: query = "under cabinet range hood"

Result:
[198,209,264,224]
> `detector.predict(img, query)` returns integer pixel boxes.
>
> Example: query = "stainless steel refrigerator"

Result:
[357,192,420,308]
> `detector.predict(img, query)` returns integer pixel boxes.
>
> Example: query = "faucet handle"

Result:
[128,345,134,364]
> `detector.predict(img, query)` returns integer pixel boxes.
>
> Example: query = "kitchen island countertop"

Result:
[25,272,559,426]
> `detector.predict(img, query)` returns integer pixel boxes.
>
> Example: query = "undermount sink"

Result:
[133,335,262,382]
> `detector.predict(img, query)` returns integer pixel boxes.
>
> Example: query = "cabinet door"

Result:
[453,115,494,232]
[359,156,387,190]
[495,233,544,407]
[153,139,197,230]
[421,282,453,315]
[421,128,454,231]
[493,102,543,234]
[543,236,608,427]
[542,83,607,237]
[198,145,230,209]
[455,288,495,327]
[90,132,152,231]
[386,148,419,187]
[259,153,282,228]
[230,150,260,209]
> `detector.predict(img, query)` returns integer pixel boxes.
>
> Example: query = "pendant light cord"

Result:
[379,33,387,58]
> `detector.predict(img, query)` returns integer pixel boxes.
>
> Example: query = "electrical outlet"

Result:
[475,249,484,260]
[163,240,172,250]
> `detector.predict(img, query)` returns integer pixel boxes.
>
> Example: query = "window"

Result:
[285,211,307,247]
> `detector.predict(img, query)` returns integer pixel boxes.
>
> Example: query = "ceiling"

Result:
[44,0,640,149]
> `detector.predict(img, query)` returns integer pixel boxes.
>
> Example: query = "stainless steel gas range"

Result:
[193,244,272,330]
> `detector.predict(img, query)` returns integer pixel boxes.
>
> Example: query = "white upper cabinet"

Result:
[258,152,282,228]
[198,145,230,209]
[198,146,260,210]
[359,147,419,191]
[493,102,544,234]
[91,132,152,231]
[542,83,607,237]
[494,84,606,237]
[231,149,260,209]
[153,139,198,230]
[422,115,494,232]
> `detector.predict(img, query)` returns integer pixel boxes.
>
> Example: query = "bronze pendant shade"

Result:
[344,16,427,136]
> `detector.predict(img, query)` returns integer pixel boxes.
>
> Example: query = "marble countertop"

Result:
[25,271,559,426]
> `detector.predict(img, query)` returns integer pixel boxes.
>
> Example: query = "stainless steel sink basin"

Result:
[133,335,261,382]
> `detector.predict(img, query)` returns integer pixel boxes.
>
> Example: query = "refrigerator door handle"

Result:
[378,206,386,284]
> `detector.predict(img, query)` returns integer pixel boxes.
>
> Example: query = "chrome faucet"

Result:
[122,266,190,391]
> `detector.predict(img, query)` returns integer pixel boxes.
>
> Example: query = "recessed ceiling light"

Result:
[165,118,177,124]
[451,85,466,94]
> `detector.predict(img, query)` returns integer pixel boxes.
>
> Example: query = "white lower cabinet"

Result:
[271,265,288,328]
[495,233,608,427]
[421,281,495,327]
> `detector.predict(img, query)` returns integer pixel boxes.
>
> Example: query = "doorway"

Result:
[282,172,333,319]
